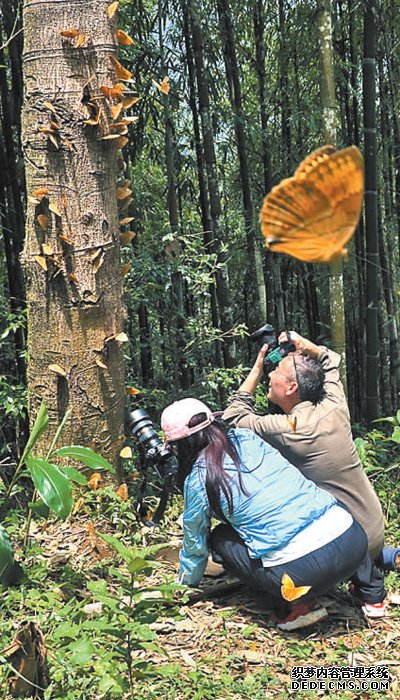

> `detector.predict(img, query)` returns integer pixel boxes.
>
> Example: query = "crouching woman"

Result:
[161,398,368,631]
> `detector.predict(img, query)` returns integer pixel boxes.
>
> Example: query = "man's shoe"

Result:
[275,601,328,631]
[361,601,387,619]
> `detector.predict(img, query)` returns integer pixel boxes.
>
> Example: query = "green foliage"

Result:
[0,401,116,585]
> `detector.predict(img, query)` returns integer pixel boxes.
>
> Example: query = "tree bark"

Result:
[317,0,348,394]
[21,0,126,462]
[216,0,265,329]
[188,0,236,368]
[362,0,379,420]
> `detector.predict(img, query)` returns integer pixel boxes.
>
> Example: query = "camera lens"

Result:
[126,409,162,451]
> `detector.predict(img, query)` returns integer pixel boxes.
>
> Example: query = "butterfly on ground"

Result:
[260,145,364,264]
[281,572,311,602]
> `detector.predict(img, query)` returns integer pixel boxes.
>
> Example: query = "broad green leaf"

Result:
[20,401,49,464]
[128,557,156,575]
[391,426,400,444]
[0,525,15,584]
[57,465,88,485]
[67,638,96,666]
[26,454,72,519]
[396,409,400,425]
[53,446,115,473]
[28,498,50,518]
[354,437,367,465]
[97,532,134,561]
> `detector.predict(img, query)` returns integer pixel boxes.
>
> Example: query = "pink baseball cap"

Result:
[161,398,216,442]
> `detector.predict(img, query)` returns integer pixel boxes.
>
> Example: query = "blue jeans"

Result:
[210,518,373,615]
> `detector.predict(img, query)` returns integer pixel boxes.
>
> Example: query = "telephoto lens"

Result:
[126,408,162,453]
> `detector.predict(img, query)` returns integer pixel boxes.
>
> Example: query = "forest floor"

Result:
[1,498,400,700]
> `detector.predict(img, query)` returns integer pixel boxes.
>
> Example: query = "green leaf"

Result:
[28,498,50,518]
[390,426,400,444]
[96,532,134,561]
[396,409,400,425]
[20,401,49,464]
[26,454,73,519]
[354,437,367,465]
[0,525,16,584]
[66,638,96,666]
[128,557,156,575]
[57,465,88,485]
[53,446,115,473]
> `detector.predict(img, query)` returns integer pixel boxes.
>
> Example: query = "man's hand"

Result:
[278,330,320,358]
[238,343,268,395]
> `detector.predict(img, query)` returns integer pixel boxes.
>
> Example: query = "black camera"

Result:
[126,408,178,526]
[250,323,296,374]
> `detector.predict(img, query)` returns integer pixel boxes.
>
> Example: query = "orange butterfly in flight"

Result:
[260,145,364,263]
[281,573,311,602]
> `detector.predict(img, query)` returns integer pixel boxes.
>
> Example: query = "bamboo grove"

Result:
[0,0,399,457]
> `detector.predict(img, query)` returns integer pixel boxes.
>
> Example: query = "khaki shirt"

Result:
[223,347,384,558]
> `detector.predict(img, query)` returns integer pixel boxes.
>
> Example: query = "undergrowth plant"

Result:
[0,401,115,584]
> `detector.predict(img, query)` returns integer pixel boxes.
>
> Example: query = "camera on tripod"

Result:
[250,323,296,375]
[125,408,178,526]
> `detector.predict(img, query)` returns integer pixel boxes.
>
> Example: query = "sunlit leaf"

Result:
[48,363,67,378]
[107,1,119,19]
[126,387,140,395]
[110,55,132,81]
[115,30,134,45]
[57,466,88,485]
[26,454,73,520]
[53,446,115,473]
[34,256,48,271]
[60,28,79,38]
[119,216,134,225]
[20,401,49,464]
[37,214,49,230]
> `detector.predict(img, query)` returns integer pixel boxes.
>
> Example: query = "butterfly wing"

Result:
[260,145,364,263]
[281,573,312,602]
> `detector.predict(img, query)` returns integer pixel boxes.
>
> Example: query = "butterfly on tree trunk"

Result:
[260,145,364,264]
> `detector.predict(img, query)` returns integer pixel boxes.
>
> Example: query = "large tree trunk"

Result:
[363,0,379,420]
[21,0,126,463]
[216,0,265,330]
[188,0,236,368]
[182,3,223,368]
[317,0,348,394]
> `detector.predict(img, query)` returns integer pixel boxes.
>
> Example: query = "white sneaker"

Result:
[361,601,387,618]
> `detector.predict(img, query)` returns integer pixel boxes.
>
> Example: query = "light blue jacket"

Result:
[179,428,336,585]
